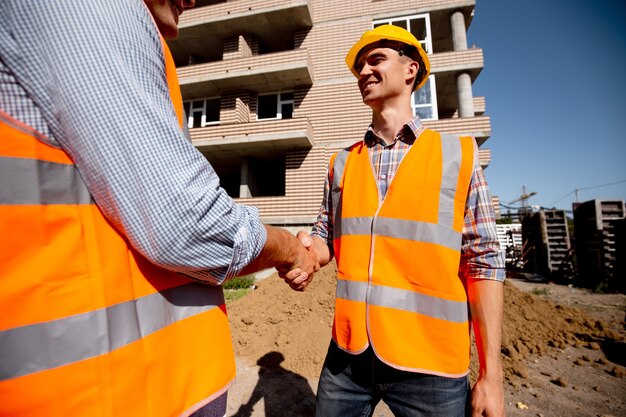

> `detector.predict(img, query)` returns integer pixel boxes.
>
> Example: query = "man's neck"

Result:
[370,104,414,145]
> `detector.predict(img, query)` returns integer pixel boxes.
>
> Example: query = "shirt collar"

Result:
[364,115,424,147]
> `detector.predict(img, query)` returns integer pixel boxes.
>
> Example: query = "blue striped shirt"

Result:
[311,116,505,281]
[0,0,266,284]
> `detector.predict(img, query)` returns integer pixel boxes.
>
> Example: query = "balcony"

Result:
[423,115,491,145]
[429,48,484,116]
[473,96,486,115]
[428,2,476,53]
[439,96,486,118]
[191,117,314,162]
[430,48,483,77]
[478,148,491,169]
[177,49,313,98]
[170,0,313,64]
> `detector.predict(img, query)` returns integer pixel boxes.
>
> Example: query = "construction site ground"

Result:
[224,263,626,417]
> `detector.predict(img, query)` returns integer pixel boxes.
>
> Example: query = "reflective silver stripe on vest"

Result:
[336,279,368,302]
[0,283,224,381]
[0,157,92,205]
[369,284,468,323]
[337,279,468,323]
[340,216,461,251]
[332,135,465,250]
[330,149,350,235]
[438,135,462,228]
[340,216,372,236]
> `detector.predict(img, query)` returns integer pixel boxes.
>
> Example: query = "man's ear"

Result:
[406,60,419,87]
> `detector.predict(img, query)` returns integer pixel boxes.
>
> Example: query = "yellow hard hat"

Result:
[345,24,431,91]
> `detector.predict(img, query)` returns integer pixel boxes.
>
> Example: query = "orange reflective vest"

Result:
[0,38,235,416]
[330,129,475,377]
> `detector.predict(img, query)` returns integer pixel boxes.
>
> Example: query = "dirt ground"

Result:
[224,263,626,417]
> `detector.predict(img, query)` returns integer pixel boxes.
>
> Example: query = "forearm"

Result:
[467,278,505,416]
[467,278,504,378]
[239,225,299,275]
[309,159,334,264]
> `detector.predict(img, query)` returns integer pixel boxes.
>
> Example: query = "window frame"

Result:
[184,97,221,128]
[256,91,295,121]
[373,13,433,54]
[411,74,439,121]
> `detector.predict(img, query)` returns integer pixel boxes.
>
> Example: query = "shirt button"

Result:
[381,174,386,179]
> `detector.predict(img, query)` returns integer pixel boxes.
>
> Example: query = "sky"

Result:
[466,0,626,214]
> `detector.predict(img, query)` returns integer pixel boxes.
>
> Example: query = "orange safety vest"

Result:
[0,38,235,416]
[330,129,475,377]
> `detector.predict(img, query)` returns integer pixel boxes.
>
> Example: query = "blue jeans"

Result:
[189,392,227,417]
[315,342,469,417]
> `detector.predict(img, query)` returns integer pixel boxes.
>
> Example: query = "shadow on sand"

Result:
[232,352,316,417]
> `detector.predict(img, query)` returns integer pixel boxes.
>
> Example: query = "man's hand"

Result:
[277,235,319,291]
[239,225,319,288]
[470,374,505,416]
[280,230,332,291]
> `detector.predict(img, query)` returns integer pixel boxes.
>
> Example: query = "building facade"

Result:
[168,0,492,226]
[496,223,522,251]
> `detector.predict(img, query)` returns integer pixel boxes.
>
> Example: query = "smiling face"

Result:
[145,0,195,39]
[355,44,418,110]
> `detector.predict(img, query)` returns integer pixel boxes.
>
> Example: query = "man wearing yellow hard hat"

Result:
[293,24,506,416]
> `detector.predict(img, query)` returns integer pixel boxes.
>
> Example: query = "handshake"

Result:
[276,230,330,292]
[239,226,330,291]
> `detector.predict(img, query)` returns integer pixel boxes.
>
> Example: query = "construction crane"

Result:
[509,186,537,210]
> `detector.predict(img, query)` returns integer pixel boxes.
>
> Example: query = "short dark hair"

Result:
[398,45,428,90]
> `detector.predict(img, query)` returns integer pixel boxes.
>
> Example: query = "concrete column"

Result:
[450,10,468,51]
[239,158,251,198]
[456,72,475,118]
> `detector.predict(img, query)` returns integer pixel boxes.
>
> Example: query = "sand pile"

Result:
[229,263,337,379]
[499,280,619,384]
[228,262,620,381]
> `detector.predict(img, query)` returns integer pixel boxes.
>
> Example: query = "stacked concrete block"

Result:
[573,199,625,291]
[522,210,572,280]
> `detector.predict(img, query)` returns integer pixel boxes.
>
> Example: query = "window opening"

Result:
[374,14,432,54]
[257,92,294,120]
[411,75,438,120]
[184,97,220,128]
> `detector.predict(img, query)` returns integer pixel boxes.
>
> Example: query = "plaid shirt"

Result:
[311,116,505,281]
